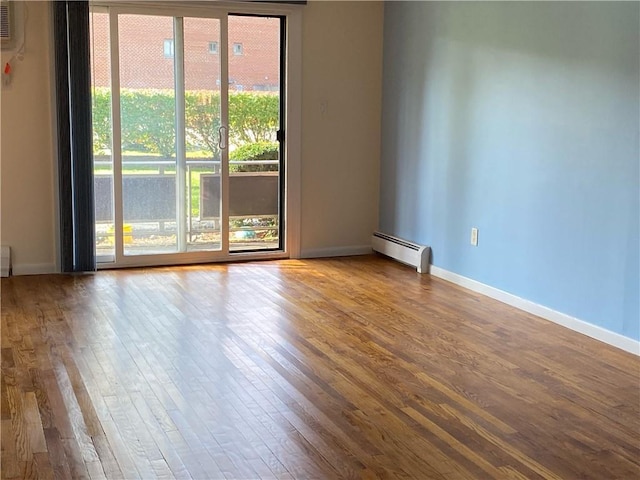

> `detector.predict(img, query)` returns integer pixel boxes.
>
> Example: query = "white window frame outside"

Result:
[163,38,174,57]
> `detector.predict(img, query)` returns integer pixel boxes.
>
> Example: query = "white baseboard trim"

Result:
[429,265,640,356]
[300,245,372,259]
[11,263,57,276]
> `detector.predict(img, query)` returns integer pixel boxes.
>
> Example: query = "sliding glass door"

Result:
[227,15,283,252]
[90,5,285,266]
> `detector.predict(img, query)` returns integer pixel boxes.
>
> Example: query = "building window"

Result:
[208,41,219,54]
[232,42,243,56]
[163,39,174,58]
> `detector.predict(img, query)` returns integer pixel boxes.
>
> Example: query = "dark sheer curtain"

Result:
[53,1,95,272]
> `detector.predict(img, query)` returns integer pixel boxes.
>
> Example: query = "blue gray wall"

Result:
[380,2,639,340]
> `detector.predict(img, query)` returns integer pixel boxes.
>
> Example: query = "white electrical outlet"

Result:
[470,227,478,246]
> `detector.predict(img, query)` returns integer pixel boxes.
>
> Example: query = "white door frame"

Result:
[91,1,301,268]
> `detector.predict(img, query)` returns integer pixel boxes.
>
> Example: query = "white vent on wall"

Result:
[0,2,11,43]
[372,232,430,274]
[1,1,23,52]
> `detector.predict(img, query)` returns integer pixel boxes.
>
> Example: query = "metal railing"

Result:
[94,158,279,170]
[93,157,280,243]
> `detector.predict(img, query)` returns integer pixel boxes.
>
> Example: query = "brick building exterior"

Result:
[90,13,280,92]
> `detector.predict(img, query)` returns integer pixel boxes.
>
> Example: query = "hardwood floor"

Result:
[1,255,638,479]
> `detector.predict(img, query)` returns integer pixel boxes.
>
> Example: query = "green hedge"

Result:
[230,141,279,172]
[92,88,279,158]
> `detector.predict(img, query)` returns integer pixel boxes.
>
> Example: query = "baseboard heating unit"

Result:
[371,232,430,274]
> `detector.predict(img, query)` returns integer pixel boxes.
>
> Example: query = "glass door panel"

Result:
[90,9,115,261]
[183,17,223,252]
[118,14,178,255]
[228,15,282,252]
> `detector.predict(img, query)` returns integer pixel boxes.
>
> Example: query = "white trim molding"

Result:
[284,7,302,260]
[301,245,372,259]
[12,263,57,276]
[429,265,640,356]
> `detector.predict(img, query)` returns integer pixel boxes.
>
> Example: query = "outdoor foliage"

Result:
[91,88,279,157]
[185,91,221,159]
[230,141,279,172]
[229,141,278,161]
[227,92,279,144]
[121,89,176,157]
[92,88,112,155]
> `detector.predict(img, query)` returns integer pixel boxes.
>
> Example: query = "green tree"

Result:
[121,89,176,158]
[228,92,279,145]
[185,91,221,159]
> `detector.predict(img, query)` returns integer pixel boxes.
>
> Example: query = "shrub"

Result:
[92,88,112,154]
[228,92,280,144]
[185,91,221,159]
[230,141,278,160]
[121,89,176,158]
[230,141,279,172]
[91,88,280,159]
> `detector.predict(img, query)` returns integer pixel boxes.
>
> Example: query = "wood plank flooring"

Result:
[1,255,638,479]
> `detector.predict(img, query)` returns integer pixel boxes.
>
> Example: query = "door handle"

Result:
[218,125,227,150]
